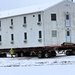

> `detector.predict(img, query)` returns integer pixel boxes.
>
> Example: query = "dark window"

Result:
[66,15,69,20]
[24,17,26,24]
[39,31,42,38]
[38,14,41,22]
[24,33,27,40]
[0,21,1,27]
[11,34,14,41]
[67,31,70,36]
[0,35,1,41]
[51,14,56,21]
[11,19,13,25]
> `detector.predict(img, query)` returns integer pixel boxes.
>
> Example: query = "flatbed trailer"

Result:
[0,43,75,58]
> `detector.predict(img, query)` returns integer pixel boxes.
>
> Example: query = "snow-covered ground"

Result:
[0,54,75,75]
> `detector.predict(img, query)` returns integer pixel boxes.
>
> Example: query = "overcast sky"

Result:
[0,0,75,11]
[0,0,62,11]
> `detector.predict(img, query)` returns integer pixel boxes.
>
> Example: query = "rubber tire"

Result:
[44,52,49,58]
[24,52,30,57]
[21,53,24,57]
[51,51,56,57]
[44,52,52,58]
[38,51,44,58]
[0,53,7,57]
[72,51,75,55]
[66,51,70,56]
[15,53,21,57]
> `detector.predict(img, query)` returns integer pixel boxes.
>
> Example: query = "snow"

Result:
[0,3,53,19]
[0,54,75,75]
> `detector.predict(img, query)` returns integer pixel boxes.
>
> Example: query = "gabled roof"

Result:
[0,3,52,19]
[0,0,75,19]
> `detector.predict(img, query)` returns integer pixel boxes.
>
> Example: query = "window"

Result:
[52,30,57,37]
[0,35,1,42]
[51,14,56,21]
[66,14,69,20]
[66,30,71,42]
[38,14,41,22]
[11,34,14,41]
[39,31,42,38]
[24,17,26,24]
[67,31,70,36]
[0,21,1,27]
[24,32,27,40]
[11,19,13,25]
[65,13,70,26]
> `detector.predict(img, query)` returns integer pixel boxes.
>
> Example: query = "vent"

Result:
[11,41,14,44]
[10,26,13,29]
[38,38,42,42]
[37,22,42,25]
[23,24,27,27]
[24,39,27,43]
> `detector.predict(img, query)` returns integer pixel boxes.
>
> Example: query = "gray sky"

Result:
[0,0,62,11]
[0,0,75,11]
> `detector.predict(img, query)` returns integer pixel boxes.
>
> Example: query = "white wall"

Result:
[1,0,75,49]
[43,1,75,46]
[0,12,44,49]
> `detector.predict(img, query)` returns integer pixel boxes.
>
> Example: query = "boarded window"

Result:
[52,30,57,37]
[51,14,56,21]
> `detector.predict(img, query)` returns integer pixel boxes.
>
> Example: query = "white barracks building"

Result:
[0,0,75,49]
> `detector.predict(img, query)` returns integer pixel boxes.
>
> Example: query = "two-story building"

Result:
[0,0,75,49]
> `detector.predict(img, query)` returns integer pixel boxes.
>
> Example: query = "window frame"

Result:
[51,14,56,21]
[39,31,42,38]
[0,21,1,27]
[65,13,70,27]
[66,14,69,20]
[0,35,2,42]
[52,30,57,37]
[24,32,27,40]
[11,19,13,25]
[24,17,26,24]
[11,34,14,41]
[38,14,41,22]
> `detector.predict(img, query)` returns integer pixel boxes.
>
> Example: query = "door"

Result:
[66,30,71,42]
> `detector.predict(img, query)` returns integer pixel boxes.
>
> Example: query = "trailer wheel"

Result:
[38,51,44,58]
[44,52,51,58]
[44,52,49,58]
[66,51,70,56]
[72,51,75,55]
[0,53,7,57]
[4,53,7,57]
[15,53,19,57]
[24,52,30,57]
[15,53,21,57]
[51,51,56,57]
[21,53,24,57]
